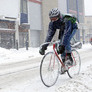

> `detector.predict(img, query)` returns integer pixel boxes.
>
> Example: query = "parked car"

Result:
[71,37,82,49]
[90,38,92,45]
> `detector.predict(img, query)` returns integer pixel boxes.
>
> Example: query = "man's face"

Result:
[50,17,59,22]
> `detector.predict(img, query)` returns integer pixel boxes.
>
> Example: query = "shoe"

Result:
[60,66,67,74]
[65,53,73,66]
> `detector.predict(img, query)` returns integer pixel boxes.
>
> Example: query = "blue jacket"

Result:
[44,17,78,48]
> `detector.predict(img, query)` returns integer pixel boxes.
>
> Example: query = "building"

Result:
[0,0,30,49]
[28,0,42,47]
[0,0,85,49]
[85,16,92,42]
[41,0,85,45]
[0,0,19,49]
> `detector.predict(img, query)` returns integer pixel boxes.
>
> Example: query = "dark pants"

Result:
[61,20,77,58]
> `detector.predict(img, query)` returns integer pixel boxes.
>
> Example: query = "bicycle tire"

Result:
[67,49,81,78]
[40,52,59,87]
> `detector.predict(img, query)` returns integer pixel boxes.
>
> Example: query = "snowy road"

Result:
[0,44,92,92]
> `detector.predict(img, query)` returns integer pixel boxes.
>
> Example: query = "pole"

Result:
[67,0,69,13]
[76,0,80,41]
[82,28,85,44]
[15,20,19,50]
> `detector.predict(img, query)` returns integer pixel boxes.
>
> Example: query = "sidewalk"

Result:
[0,47,40,65]
[0,47,42,76]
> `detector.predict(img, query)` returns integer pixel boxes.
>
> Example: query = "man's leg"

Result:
[65,29,77,53]
[61,20,72,63]
[65,29,77,65]
[61,52,66,63]
[61,20,77,65]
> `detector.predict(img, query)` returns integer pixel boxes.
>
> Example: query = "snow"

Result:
[0,43,92,92]
[0,47,40,64]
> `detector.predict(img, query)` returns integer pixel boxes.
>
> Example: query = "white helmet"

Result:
[49,8,60,18]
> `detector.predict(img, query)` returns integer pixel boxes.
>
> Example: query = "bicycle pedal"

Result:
[60,66,67,75]
[61,70,67,74]
[59,70,65,75]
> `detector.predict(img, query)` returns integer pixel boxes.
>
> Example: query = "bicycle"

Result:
[40,41,81,87]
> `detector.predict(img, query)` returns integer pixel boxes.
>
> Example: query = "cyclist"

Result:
[39,8,78,66]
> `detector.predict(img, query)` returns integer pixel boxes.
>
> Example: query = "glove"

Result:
[39,46,47,55]
[57,44,65,54]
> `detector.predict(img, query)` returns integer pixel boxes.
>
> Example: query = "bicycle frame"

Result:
[53,43,77,69]
[53,44,65,67]
[40,41,77,69]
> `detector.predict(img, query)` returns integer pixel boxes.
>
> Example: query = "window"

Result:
[20,0,28,23]
[20,0,28,14]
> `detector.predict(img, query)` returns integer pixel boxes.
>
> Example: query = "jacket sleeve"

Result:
[42,22,56,49]
[45,22,56,42]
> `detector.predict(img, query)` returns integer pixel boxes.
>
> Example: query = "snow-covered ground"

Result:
[0,43,92,92]
[0,47,40,65]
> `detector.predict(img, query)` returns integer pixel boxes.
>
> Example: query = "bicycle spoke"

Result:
[40,52,59,87]
[67,49,81,78]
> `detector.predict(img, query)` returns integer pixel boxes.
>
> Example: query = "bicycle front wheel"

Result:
[67,49,81,78]
[40,52,59,87]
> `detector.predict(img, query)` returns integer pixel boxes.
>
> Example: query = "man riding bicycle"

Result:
[39,8,78,66]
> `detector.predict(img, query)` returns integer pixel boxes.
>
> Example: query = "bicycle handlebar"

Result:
[40,40,60,48]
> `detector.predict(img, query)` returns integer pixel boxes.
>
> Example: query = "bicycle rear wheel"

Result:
[67,49,81,78]
[40,52,59,87]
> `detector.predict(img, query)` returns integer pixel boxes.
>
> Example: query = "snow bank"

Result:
[0,47,40,64]
[56,64,92,92]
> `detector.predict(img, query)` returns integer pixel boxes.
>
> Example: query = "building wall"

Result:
[28,0,42,47]
[85,16,92,26]
[41,0,58,44]
[78,0,85,23]
[0,0,86,48]
[85,16,92,41]
[68,0,85,23]
[58,0,67,14]
[0,20,15,49]
[0,0,20,19]
[77,16,92,44]
[66,0,85,42]
[28,1,42,30]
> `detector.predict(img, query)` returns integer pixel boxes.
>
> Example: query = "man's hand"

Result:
[39,46,47,55]
[57,44,65,54]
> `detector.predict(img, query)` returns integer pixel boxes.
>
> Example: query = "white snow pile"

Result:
[56,65,92,92]
[0,47,40,64]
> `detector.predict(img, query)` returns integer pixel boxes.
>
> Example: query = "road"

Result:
[0,47,92,91]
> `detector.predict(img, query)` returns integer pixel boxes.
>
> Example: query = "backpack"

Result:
[62,14,78,23]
